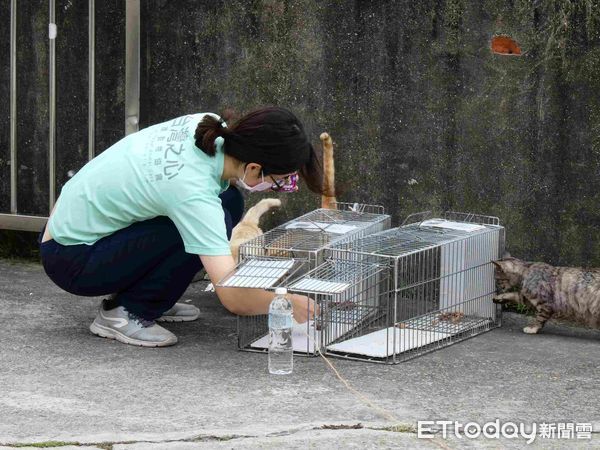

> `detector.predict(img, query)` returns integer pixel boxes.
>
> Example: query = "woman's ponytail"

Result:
[194,114,226,156]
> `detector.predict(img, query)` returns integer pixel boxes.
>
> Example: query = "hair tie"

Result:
[212,120,225,137]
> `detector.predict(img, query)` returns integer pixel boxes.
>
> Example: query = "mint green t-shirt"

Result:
[48,113,232,256]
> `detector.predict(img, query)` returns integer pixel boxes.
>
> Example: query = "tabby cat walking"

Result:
[493,256,600,334]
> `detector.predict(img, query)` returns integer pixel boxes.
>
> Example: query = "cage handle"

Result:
[332,202,385,215]
[348,202,365,213]
[401,210,432,226]
[303,216,333,233]
[395,229,425,241]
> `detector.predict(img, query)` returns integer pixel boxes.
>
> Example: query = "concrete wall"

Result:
[1,0,600,266]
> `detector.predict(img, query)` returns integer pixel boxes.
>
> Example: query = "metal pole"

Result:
[88,0,95,160]
[10,0,17,214]
[125,0,140,135]
[49,0,57,209]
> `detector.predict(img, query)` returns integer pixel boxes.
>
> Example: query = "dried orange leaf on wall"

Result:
[491,35,522,55]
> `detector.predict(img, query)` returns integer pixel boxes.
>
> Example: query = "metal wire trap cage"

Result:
[238,202,391,266]
[324,211,505,364]
[225,259,390,355]
[232,202,391,355]
[284,260,391,354]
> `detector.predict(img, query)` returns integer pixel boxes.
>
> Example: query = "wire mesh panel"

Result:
[218,257,306,289]
[326,212,505,363]
[233,202,391,354]
[243,260,390,354]
[290,260,389,353]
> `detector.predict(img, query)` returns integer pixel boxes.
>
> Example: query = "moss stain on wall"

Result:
[2,0,600,267]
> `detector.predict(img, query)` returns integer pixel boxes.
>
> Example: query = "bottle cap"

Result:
[275,287,287,295]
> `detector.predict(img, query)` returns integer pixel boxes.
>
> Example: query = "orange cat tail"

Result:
[320,132,337,210]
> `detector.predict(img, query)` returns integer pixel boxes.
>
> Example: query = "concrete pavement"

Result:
[1,259,599,449]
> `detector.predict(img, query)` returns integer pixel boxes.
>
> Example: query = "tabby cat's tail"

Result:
[241,198,282,227]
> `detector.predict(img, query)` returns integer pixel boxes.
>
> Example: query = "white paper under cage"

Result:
[326,327,452,358]
[249,311,359,353]
[250,322,319,353]
[219,259,294,289]
[288,278,350,294]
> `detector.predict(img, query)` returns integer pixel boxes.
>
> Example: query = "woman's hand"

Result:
[290,294,318,323]
[201,255,320,320]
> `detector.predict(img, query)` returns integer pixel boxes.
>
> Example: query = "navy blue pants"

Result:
[39,186,244,320]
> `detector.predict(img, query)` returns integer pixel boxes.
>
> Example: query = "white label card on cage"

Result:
[289,278,350,294]
[285,221,358,234]
[420,219,485,233]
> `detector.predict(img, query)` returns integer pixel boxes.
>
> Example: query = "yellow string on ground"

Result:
[316,347,399,423]
[299,322,453,450]
[300,324,399,422]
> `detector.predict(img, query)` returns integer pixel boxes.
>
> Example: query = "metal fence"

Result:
[0,0,140,232]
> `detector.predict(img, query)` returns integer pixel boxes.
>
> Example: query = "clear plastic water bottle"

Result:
[268,287,293,375]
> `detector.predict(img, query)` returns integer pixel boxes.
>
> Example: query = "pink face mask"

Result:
[235,170,273,192]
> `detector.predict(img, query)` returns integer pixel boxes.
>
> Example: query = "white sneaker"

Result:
[89,299,178,347]
[157,303,200,322]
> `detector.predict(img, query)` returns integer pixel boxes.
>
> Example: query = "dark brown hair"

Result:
[194,107,324,194]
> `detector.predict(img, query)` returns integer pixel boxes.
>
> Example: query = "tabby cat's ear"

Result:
[492,260,506,271]
[502,251,512,259]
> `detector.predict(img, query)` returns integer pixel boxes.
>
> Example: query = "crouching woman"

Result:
[39,107,320,347]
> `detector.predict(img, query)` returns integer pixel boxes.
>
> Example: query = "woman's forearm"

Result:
[215,286,274,315]
[200,254,316,322]
[215,287,316,323]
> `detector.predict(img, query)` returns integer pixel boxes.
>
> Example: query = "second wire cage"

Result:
[320,212,505,363]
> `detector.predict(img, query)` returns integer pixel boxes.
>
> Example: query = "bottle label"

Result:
[269,313,293,330]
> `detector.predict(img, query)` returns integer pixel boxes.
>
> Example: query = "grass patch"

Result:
[9,441,80,448]
[379,424,417,433]
[0,229,41,262]
[503,302,535,315]
[321,423,363,430]
[191,434,241,442]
